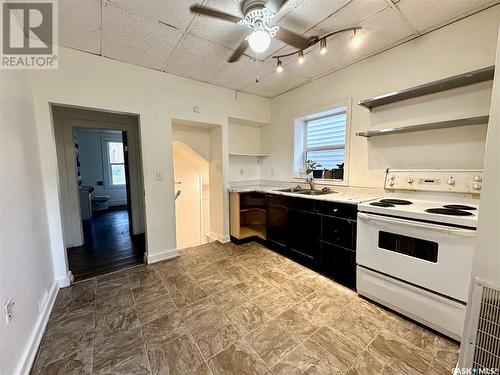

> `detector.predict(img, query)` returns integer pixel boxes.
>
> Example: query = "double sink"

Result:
[276,187,335,196]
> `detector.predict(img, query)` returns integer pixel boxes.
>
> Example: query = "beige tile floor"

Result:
[32,241,460,375]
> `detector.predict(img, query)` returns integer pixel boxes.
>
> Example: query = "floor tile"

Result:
[142,311,187,349]
[52,279,96,315]
[432,336,459,367]
[225,301,270,336]
[93,327,148,374]
[368,330,433,375]
[31,345,92,375]
[135,294,177,324]
[210,285,248,311]
[129,270,161,289]
[345,350,393,375]
[275,306,322,341]
[147,329,204,375]
[296,291,345,324]
[329,305,383,348]
[96,289,134,316]
[252,288,296,317]
[180,298,240,358]
[164,272,207,308]
[259,269,291,287]
[208,340,269,375]
[305,326,363,374]
[271,343,332,375]
[224,265,256,284]
[154,256,187,277]
[131,279,168,304]
[426,358,454,375]
[244,320,299,368]
[45,304,95,339]
[236,275,274,299]
[33,328,94,370]
[94,306,140,346]
[281,278,314,299]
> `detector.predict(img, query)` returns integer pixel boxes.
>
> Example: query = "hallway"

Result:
[67,208,145,281]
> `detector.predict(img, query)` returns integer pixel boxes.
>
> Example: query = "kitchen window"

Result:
[305,111,346,170]
[102,138,126,188]
[293,102,350,183]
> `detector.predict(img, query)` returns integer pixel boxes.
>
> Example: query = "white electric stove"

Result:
[356,169,482,340]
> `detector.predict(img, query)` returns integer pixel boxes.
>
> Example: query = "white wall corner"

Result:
[146,249,179,264]
[17,282,59,375]
[56,271,72,288]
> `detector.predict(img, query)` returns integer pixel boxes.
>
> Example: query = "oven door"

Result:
[356,212,476,302]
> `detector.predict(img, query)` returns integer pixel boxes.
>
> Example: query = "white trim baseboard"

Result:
[146,249,179,264]
[208,233,231,243]
[56,271,72,288]
[17,282,59,375]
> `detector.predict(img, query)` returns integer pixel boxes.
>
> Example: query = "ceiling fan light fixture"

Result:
[320,38,327,55]
[351,29,361,47]
[298,50,304,64]
[248,29,272,53]
[276,59,283,73]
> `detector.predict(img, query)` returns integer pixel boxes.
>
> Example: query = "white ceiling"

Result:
[59,0,499,98]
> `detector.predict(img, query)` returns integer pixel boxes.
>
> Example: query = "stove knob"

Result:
[473,182,481,190]
[447,178,456,186]
[473,175,482,182]
[407,177,414,184]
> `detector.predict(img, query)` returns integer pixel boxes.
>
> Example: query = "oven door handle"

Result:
[358,212,476,237]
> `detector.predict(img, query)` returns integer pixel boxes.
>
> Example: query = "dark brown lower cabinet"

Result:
[266,193,358,288]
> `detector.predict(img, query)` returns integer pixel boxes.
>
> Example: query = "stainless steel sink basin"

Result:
[276,187,306,193]
[297,190,332,195]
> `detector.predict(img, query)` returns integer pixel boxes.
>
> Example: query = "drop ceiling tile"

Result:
[109,0,198,30]
[59,0,101,54]
[208,56,276,90]
[396,0,500,33]
[242,69,309,97]
[187,0,249,50]
[102,1,183,70]
[164,33,233,82]
[277,0,351,35]
[305,0,389,38]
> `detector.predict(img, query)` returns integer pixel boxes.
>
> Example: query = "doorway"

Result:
[52,105,146,281]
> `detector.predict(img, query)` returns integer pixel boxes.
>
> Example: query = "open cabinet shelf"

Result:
[358,66,495,110]
[356,115,489,138]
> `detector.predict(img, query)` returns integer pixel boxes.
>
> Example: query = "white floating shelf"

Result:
[229,153,269,157]
[356,116,489,138]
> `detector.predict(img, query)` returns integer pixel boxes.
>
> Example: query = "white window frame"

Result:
[101,136,126,189]
[292,100,351,186]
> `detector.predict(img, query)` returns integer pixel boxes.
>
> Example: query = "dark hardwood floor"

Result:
[67,207,145,281]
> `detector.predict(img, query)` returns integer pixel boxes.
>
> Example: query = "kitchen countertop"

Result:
[228,185,382,205]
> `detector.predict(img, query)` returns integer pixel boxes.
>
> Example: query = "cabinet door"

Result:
[289,209,321,261]
[321,216,356,250]
[320,241,356,288]
[267,205,289,249]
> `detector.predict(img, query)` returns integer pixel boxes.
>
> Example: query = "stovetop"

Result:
[359,169,482,228]
[360,197,479,228]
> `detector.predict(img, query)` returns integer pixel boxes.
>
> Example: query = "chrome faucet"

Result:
[306,177,314,190]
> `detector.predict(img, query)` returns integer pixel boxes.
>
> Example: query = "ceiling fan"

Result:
[190,0,315,63]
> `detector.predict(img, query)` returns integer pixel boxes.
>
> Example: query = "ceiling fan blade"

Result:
[228,40,249,63]
[267,0,289,13]
[190,5,241,24]
[275,27,311,50]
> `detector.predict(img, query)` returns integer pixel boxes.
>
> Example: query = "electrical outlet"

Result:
[240,168,244,175]
[4,299,14,325]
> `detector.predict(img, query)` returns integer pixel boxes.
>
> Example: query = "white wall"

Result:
[0,72,57,375]
[261,6,500,188]
[30,46,270,277]
[228,122,265,182]
[74,129,128,206]
[172,122,212,161]
[173,141,210,249]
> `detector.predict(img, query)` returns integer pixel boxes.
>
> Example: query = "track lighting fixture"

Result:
[319,38,327,55]
[298,50,304,64]
[276,59,283,73]
[272,27,361,74]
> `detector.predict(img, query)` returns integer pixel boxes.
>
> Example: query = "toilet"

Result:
[92,195,110,211]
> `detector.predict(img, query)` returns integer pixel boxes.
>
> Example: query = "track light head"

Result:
[298,50,304,64]
[276,59,283,73]
[319,38,327,55]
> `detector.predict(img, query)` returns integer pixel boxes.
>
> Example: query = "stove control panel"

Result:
[385,169,483,194]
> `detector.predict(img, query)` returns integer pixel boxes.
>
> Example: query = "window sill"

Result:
[291,177,348,187]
